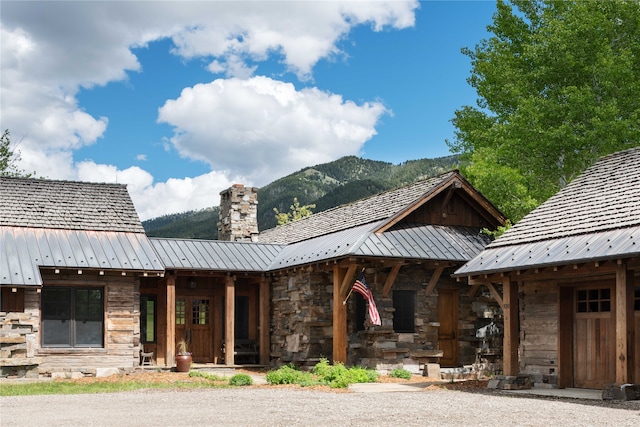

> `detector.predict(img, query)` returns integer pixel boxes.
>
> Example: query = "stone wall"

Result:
[269,264,502,373]
[0,290,41,378]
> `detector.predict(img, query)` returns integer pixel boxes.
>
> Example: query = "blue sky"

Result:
[1,1,496,220]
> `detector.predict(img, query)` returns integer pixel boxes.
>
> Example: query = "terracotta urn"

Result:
[176,354,192,372]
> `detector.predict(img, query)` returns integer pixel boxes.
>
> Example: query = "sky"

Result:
[1,0,497,221]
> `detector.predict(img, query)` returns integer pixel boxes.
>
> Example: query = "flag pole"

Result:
[343,267,365,305]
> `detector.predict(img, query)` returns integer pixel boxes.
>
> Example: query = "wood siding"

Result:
[36,272,140,373]
[519,282,559,380]
[403,191,498,229]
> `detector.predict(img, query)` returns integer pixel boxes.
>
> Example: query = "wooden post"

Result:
[165,272,176,367]
[225,275,235,366]
[333,265,347,364]
[615,264,634,384]
[502,278,519,376]
[557,286,573,388]
[259,276,270,365]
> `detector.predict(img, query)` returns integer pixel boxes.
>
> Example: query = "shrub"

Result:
[388,368,412,380]
[229,373,253,386]
[265,365,315,385]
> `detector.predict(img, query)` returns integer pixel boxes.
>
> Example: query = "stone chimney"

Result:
[217,184,259,242]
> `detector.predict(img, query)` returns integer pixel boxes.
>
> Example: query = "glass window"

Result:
[176,299,186,325]
[141,295,156,344]
[393,290,415,333]
[42,287,103,348]
[576,288,611,313]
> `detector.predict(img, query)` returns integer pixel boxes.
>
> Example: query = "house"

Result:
[0,178,163,378]
[454,147,640,394]
[2,170,506,377]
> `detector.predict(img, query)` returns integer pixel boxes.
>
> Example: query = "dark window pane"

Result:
[600,301,610,312]
[42,319,71,346]
[588,289,598,300]
[75,320,103,346]
[235,296,249,339]
[600,289,610,300]
[393,290,415,333]
[577,290,587,301]
[42,288,72,319]
[589,301,599,312]
[355,294,366,332]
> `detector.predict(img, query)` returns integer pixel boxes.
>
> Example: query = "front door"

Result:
[176,297,213,363]
[573,286,615,389]
[438,289,458,367]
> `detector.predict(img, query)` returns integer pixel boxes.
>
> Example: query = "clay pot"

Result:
[176,354,192,372]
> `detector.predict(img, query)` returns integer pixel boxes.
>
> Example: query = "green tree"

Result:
[0,129,31,178]
[273,198,316,225]
[448,0,640,221]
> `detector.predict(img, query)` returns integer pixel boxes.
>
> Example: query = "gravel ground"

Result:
[2,386,639,427]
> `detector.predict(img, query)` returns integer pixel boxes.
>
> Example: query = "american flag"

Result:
[352,273,381,326]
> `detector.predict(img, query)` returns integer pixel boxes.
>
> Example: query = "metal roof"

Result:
[454,226,640,277]
[356,224,491,262]
[150,238,284,272]
[0,226,164,286]
[267,221,489,271]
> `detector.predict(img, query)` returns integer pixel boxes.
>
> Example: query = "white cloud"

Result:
[158,76,388,185]
[1,1,417,219]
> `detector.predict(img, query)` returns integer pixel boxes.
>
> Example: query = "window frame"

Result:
[41,286,104,348]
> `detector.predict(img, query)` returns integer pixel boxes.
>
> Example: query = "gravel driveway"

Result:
[2,387,639,427]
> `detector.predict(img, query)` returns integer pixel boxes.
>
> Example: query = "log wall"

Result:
[519,281,559,386]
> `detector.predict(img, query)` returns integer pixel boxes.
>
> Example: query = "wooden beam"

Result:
[333,266,347,364]
[439,185,455,214]
[502,277,519,376]
[382,264,402,297]
[225,275,235,366]
[259,276,270,365]
[425,267,445,297]
[339,264,360,297]
[557,286,573,388]
[485,282,504,309]
[165,272,176,367]
[615,264,634,384]
[469,283,480,298]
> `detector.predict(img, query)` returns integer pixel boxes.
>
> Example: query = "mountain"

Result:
[142,154,458,239]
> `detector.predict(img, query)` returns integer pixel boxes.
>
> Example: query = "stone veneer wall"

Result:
[218,184,259,242]
[269,265,502,372]
[0,289,41,378]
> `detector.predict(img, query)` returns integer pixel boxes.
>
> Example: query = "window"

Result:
[393,290,415,332]
[634,287,640,311]
[355,294,366,332]
[141,295,156,344]
[576,288,610,313]
[42,287,104,347]
[235,296,249,340]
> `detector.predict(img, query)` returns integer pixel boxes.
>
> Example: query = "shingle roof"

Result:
[259,171,458,244]
[454,147,640,277]
[490,146,640,248]
[0,177,144,233]
[0,177,160,286]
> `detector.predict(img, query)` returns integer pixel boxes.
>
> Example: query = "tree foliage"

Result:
[273,198,316,225]
[448,0,640,221]
[0,129,31,178]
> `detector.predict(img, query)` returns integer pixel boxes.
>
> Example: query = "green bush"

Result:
[265,365,316,385]
[266,359,378,389]
[229,373,253,386]
[388,368,412,380]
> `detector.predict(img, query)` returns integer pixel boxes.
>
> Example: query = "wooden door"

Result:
[176,297,214,363]
[573,287,615,389]
[438,289,458,367]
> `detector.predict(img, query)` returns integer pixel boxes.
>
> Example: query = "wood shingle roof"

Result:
[258,171,458,245]
[0,177,145,233]
[489,146,640,248]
